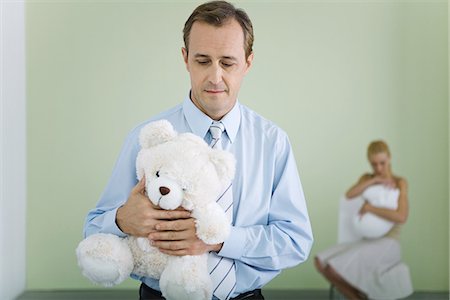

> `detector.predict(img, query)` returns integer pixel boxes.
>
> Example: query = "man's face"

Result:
[182,19,253,120]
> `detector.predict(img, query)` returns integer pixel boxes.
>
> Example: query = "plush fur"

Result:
[76,120,235,300]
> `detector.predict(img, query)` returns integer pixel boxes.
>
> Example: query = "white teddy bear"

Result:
[76,119,235,300]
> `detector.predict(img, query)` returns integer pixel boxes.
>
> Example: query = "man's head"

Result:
[183,1,254,60]
[182,1,254,120]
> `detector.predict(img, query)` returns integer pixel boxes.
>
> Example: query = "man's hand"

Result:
[148,217,223,256]
[116,177,191,237]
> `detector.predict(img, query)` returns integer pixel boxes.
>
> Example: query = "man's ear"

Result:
[244,52,254,75]
[181,47,189,71]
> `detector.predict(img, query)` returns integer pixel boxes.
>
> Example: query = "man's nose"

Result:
[208,64,223,85]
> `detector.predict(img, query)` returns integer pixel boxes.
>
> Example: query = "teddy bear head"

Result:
[136,120,235,211]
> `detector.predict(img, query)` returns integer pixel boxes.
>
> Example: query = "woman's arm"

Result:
[359,178,409,224]
[345,174,374,199]
[345,174,396,199]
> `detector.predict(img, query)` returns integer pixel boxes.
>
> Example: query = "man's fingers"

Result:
[158,249,188,256]
[154,218,194,231]
[154,240,208,256]
[151,240,187,251]
[149,230,184,242]
[156,210,192,221]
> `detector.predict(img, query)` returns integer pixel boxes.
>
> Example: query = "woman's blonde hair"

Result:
[367,140,391,159]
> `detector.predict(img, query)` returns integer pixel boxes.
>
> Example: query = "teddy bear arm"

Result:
[192,202,231,245]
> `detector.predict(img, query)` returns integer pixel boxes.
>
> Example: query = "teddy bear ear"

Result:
[139,119,177,149]
[209,149,236,184]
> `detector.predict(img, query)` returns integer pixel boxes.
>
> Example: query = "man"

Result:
[84,1,313,299]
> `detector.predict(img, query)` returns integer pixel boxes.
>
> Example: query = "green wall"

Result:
[27,0,448,291]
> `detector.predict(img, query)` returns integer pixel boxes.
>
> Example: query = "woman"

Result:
[315,140,412,299]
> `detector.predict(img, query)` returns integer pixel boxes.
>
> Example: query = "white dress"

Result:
[316,227,413,299]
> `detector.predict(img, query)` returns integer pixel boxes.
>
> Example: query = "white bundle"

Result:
[353,184,399,239]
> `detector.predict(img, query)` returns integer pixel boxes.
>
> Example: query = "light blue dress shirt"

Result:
[84,95,313,298]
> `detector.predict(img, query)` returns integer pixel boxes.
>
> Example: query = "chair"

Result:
[337,196,365,244]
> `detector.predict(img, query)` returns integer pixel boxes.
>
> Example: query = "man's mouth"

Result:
[205,89,225,94]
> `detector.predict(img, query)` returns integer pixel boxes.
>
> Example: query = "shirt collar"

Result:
[182,92,241,144]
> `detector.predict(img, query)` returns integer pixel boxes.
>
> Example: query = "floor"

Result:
[16,289,450,300]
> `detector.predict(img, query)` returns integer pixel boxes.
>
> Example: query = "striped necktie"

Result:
[207,121,236,300]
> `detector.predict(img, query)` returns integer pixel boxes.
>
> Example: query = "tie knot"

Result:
[209,121,225,149]
[209,121,224,140]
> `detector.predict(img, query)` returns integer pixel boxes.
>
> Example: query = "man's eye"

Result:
[197,61,209,65]
[156,171,160,177]
[221,62,233,68]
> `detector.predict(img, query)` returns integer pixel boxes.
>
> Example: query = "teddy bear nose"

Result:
[159,186,171,196]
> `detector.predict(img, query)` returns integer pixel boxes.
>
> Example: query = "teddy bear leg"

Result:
[159,255,212,300]
[76,233,134,287]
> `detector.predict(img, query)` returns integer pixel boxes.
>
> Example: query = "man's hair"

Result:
[183,1,254,59]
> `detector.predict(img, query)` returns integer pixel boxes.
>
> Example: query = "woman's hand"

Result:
[358,201,372,216]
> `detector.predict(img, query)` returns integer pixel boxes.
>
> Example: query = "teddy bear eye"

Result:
[156,171,160,178]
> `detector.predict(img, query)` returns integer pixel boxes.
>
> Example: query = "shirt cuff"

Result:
[102,207,127,237]
[218,225,247,259]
